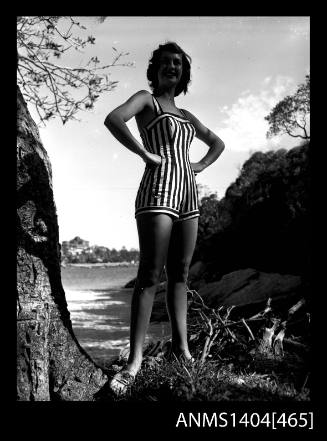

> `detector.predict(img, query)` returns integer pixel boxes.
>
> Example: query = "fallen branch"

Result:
[187,288,308,362]
[242,318,255,341]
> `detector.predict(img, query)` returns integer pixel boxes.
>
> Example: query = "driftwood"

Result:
[187,289,308,363]
[116,290,309,368]
[260,298,306,356]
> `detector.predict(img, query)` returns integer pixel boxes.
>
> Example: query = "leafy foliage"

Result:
[193,191,220,262]
[17,16,133,125]
[265,75,310,140]
[196,143,310,280]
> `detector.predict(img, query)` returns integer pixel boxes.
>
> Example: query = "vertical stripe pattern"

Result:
[135,96,200,221]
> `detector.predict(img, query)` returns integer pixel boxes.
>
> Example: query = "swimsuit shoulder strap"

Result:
[152,95,163,116]
[178,109,190,120]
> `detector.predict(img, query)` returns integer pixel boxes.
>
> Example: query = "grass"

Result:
[131,358,309,402]
[95,293,311,402]
[96,335,310,402]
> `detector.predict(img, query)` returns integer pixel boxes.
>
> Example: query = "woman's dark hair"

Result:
[147,42,192,97]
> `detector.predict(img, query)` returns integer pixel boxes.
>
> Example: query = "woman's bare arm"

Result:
[104,90,161,165]
[182,109,225,173]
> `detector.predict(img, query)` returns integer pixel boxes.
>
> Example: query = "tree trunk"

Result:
[17,87,108,401]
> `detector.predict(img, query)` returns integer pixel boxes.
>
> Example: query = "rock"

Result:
[124,277,136,288]
[197,268,302,317]
[190,278,207,292]
[188,261,206,281]
[139,268,303,323]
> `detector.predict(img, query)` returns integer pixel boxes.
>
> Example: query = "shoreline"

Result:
[62,262,138,269]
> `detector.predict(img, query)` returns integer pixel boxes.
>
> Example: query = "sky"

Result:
[27,16,310,250]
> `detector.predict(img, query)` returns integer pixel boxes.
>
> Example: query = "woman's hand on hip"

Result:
[190,162,206,174]
[143,152,162,166]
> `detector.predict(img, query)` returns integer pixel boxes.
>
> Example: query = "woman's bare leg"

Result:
[126,213,173,375]
[165,217,198,359]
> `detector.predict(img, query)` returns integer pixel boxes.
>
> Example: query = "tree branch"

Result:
[17,16,132,124]
[282,120,306,139]
[44,17,84,52]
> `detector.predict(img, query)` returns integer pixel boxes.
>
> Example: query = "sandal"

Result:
[109,370,136,396]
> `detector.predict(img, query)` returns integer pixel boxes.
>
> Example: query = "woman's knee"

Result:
[137,264,163,287]
[166,259,191,283]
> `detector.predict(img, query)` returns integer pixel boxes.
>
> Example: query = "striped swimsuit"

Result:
[135,95,200,222]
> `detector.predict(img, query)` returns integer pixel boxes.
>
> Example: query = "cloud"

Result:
[262,76,271,86]
[217,76,298,153]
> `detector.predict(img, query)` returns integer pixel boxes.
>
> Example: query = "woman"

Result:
[104,42,225,395]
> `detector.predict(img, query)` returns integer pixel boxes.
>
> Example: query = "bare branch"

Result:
[17,16,131,125]
[241,318,255,340]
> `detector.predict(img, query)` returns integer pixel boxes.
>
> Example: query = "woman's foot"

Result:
[168,347,194,363]
[109,370,136,396]
[109,358,142,396]
[125,357,143,377]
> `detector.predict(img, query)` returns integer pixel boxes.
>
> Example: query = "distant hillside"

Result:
[61,236,139,264]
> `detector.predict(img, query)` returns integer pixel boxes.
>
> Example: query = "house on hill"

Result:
[61,236,90,256]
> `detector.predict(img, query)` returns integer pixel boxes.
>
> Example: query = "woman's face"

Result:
[157,51,183,89]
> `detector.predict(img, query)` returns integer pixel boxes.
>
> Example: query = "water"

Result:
[61,264,171,364]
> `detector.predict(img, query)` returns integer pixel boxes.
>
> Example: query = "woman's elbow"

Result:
[105,110,125,131]
[214,137,225,152]
[104,112,115,128]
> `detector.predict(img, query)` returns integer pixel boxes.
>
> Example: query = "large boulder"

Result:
[199,268,302,308]
[151,268,303,322]
[124,277,137,288]
[188,260,206,280]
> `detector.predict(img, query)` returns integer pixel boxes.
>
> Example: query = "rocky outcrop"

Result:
[196,268,302,317]
[125,277,137,288]
[195,144,310,282]
[17,87,107,401]
[188,260,206,283]
[150,268,303,322]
